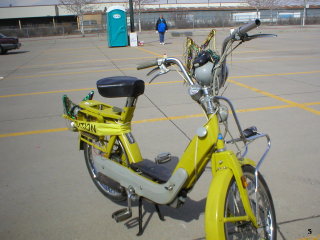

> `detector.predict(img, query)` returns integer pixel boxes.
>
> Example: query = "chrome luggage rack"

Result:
[215,96,271,220]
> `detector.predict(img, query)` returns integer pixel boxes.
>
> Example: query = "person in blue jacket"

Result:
[155,15,168,45]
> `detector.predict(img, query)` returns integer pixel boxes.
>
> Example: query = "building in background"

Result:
[0,1,319,38]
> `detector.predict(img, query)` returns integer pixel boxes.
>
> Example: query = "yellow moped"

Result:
[62,19,276,239]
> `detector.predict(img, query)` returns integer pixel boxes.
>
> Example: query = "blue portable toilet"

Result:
[106,6,128,47]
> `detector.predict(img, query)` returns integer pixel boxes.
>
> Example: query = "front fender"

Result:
[240,157,256,167]
[205,168,233,240]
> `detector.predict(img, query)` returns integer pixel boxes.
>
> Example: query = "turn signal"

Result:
[241,176,248,188]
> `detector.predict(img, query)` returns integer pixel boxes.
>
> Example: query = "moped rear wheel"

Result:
[84,138,127,202]
[224,165,276,240]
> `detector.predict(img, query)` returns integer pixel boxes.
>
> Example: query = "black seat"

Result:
[97,76,145,98]
[130,159,173,183]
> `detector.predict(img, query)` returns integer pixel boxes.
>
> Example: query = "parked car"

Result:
[0,33,21,54]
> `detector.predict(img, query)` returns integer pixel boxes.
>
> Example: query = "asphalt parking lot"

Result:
[0,25,319,240]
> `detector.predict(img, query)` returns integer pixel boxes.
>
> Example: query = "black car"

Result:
[0,33,21,54]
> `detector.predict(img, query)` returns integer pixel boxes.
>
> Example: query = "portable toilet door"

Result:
[106,6,128,47]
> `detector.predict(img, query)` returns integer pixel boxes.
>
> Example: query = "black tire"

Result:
[224,165,277,240]
[0,46,8,54]
[84,138,127,202]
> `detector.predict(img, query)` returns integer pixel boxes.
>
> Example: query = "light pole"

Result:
[129,0,135,32]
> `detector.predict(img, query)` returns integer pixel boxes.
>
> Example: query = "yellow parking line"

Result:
[229,79,320,115]
[230,55,315,64]
[20,54,314,69]
[21,56,159,69]
[0,81,182,98]
[0,128,68,138]
[2,69,319,97]
[0,88,95,98]
[43,46,97,53]
[236,104,293,113]
[132,113,205,124]
[18,55,312,70]
[2,71,320,117]
[232,70,320,79]
[9,67,136,79]
[135,47,163,57]
[304,102,320,106]
[1,102,319,138]
[6,65,320,80]
[296,234,320,240]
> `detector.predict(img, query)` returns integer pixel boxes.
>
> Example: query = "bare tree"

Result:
[288,0,320,5]
[59,0,96,36]
[248,0,319,25]
[133,0,159,32]
[247,0,285,18]
[288,0,320,25]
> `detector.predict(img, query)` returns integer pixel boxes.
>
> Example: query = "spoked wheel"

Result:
[84,138,127,202]
[224,165,277,240]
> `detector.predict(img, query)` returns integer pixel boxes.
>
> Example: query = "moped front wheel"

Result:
[84,138,127,202]
[224,165,277,240]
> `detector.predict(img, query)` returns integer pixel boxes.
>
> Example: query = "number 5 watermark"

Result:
[297,230,320,240]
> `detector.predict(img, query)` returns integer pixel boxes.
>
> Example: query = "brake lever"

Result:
[243,33,277,41]
[149,69,171,83]
[148,64,170,83]
[147,67,159,76]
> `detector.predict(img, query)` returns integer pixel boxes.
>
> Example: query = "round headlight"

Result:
[194,61,214,86]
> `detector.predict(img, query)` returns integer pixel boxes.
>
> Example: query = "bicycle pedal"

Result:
[155,152,171,164]
[112,208,132,222]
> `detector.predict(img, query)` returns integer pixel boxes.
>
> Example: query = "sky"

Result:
[0,0,318,7]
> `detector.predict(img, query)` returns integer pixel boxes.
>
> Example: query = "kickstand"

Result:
[155,204,165,221]
[137,198,143,236]
[136,198,166,236]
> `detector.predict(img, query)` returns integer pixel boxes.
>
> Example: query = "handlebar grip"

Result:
[238,19,261,35]
[137,59,158,70]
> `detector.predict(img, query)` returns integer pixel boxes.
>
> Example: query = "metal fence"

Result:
[1,8,319,38]
[140,8,320,29]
